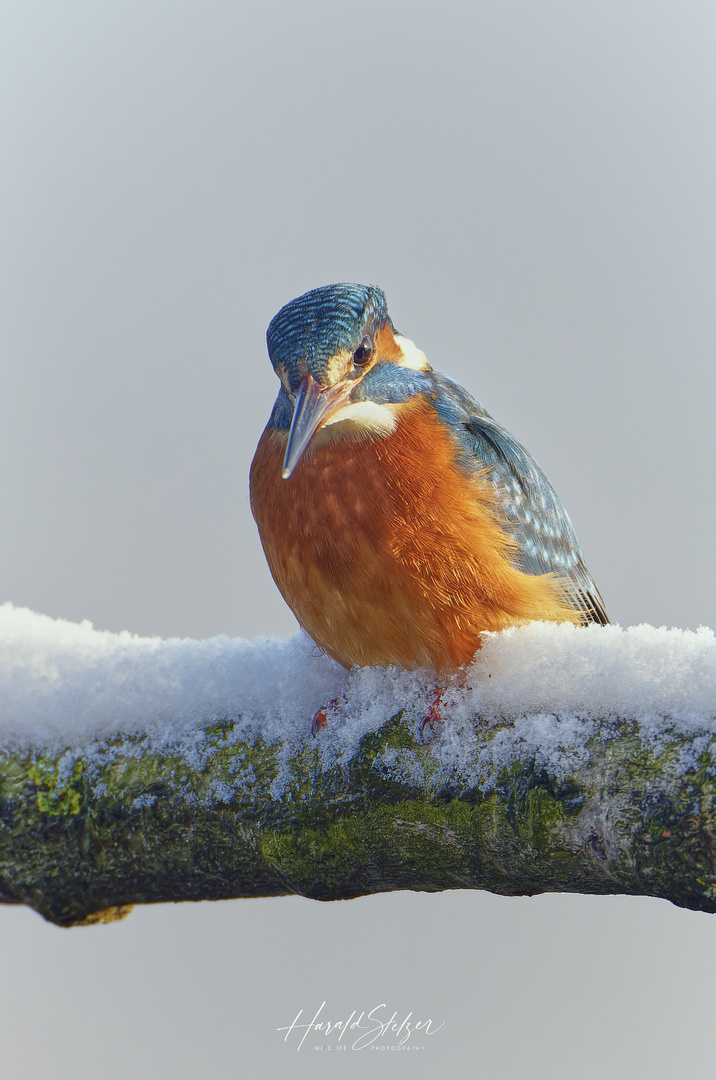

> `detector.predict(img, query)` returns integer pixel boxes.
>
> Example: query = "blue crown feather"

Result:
[266,283,391,389]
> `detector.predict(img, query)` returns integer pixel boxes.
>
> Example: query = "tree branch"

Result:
[2,701,715,926]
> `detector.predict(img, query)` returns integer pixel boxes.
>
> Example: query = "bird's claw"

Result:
[311,698,339,737]
[419,689,444,743]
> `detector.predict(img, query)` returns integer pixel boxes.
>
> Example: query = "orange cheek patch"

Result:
[374,323,404,362]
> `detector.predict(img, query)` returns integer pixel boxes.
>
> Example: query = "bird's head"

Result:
[266,283,432,478]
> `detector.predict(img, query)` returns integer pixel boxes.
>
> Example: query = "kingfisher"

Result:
[250,283,607,680]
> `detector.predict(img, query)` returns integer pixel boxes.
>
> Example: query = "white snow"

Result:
[1,604,715,789]
[0,604,347,749]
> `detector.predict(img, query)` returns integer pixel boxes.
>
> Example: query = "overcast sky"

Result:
[1,2,715,1077]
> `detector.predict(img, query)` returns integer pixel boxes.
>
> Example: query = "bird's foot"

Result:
[311,698,340,737]
[419,688,445,743]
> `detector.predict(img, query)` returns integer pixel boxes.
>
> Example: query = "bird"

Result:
[250,283,607,681]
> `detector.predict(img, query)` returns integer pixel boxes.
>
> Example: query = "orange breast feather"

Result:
[250,399,579,672]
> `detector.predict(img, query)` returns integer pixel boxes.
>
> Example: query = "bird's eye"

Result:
[353,336,374,367]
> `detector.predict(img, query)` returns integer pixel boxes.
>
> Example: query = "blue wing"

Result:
[432,373,608,626]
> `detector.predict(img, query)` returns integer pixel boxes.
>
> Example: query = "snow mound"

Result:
[0,605,714,757]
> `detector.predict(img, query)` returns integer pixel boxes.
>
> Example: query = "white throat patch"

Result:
[313,400,399,446]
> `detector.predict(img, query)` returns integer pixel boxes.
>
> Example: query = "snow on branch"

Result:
[1,604,715,926]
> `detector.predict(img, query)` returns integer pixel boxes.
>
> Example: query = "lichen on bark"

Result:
[1,707,715,927]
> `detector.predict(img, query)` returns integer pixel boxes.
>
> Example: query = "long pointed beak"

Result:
[282,374,352,479]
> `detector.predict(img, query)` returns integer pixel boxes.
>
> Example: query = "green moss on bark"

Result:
[1,708,715,925]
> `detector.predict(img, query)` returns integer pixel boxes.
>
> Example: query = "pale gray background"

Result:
[1,1,715,1077]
